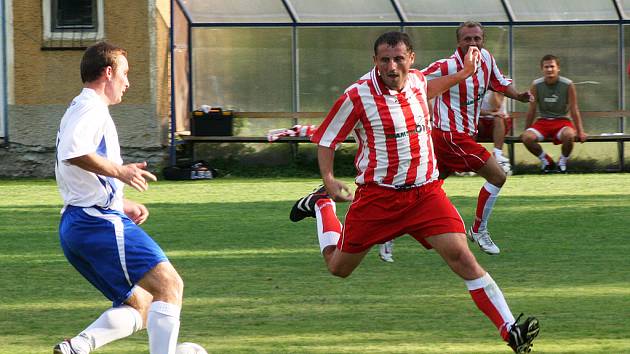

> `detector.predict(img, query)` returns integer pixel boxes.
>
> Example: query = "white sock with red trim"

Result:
[466,273,515,341]
[314,198,341,253]
[472,182,500,232]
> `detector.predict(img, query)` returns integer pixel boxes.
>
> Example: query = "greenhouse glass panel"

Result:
[288,0,398,23]
[398,0,507,22]
[624,24,630,162]
[625,25,630,111]
[512,25,619,135]
[509,0,618,21]
[298,27,397,112]
[405,26,509,75]
[182,0,291,23]
[623,0,630,19]
[192,28,293,112]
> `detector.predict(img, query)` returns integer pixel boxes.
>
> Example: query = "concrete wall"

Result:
[2,0,170,177]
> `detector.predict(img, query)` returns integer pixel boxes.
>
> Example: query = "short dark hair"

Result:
[456,21,485,40]
[374,32,413,55]
[540,54,560,67]
[80,42,127,83]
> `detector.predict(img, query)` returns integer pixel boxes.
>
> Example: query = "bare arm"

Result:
[317,146,353,202]
[67,153,157,192]
[427,47,480,99]
[568,83,587,142]
[503,84,534,103]
[524,84,537,129]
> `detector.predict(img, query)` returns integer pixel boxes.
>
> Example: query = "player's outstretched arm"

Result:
[68,153,157,192]
[317,146,353,202]
[504,84,534,103]
[426,46,480,99]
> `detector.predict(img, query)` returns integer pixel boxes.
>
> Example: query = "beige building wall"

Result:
[3,0,170,177]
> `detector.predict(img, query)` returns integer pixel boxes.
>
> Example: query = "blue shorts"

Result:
[59,205,168,306]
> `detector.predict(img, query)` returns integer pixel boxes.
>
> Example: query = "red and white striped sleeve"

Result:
[311,91,359,149]
[421,59,450,80]
[483,49,512,93]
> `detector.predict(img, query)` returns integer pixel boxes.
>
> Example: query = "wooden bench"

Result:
[176,110,630,171]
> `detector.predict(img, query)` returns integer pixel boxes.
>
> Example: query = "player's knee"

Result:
[520,132,536,145]
[487,169,506,187]
[168,272,184,300]
[155,268,184,304]
[328,264,352,278]
[562,129,576,142]
[450,249,483,277]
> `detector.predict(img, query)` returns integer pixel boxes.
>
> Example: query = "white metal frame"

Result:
[42,0,105,42]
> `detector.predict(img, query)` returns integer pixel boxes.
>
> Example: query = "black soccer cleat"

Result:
[289,185,330,222]
[53,339,78,354]
[541,161,557,174]
[507,313,540,353]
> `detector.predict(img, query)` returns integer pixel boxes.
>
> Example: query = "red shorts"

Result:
[476,116,513,141]
[431,129,491,174]
[527,118,575,145]
[340,180,465,253]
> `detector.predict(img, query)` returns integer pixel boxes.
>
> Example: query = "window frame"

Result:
[42,0,104,43]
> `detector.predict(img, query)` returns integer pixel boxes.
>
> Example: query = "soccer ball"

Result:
[176,342,208,354]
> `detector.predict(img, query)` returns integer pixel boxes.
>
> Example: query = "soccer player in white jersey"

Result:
[290,32,539,353]
[422,21,533,255]
[53,42,184,354]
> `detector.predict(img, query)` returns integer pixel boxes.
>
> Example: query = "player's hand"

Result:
[576,131,587,143]
[117,161,157,192]
[462,46,481,76]
[123,199,149,225]
[517,90,534,103]
[494,111,507,119]
[323,178,353,202]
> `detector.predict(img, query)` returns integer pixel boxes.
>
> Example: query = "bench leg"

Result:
[507,142,515,171]
[618,141,625,171]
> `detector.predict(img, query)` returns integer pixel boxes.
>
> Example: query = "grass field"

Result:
[1,174,629,354]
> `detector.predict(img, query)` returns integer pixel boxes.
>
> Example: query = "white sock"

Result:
[559,154,568,166]
[538,151,548,164]
[478,182,501,231]
[71,305,143,353]
[315,200,341,253]
[493,147,504,158]
[147,301,181,354]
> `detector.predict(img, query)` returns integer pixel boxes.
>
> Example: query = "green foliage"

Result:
[1,175,630,353]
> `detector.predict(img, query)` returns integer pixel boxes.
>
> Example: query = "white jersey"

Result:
[55,88,124,212]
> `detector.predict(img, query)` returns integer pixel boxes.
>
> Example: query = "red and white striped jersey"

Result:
[422,47,512,135]
[311,67,438,188]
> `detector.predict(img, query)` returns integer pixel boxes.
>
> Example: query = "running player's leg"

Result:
[427,233,516,341]
[315,187,388,278]
[137,261,183,354]
[56,207,165,354]
[474,158,506,236]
